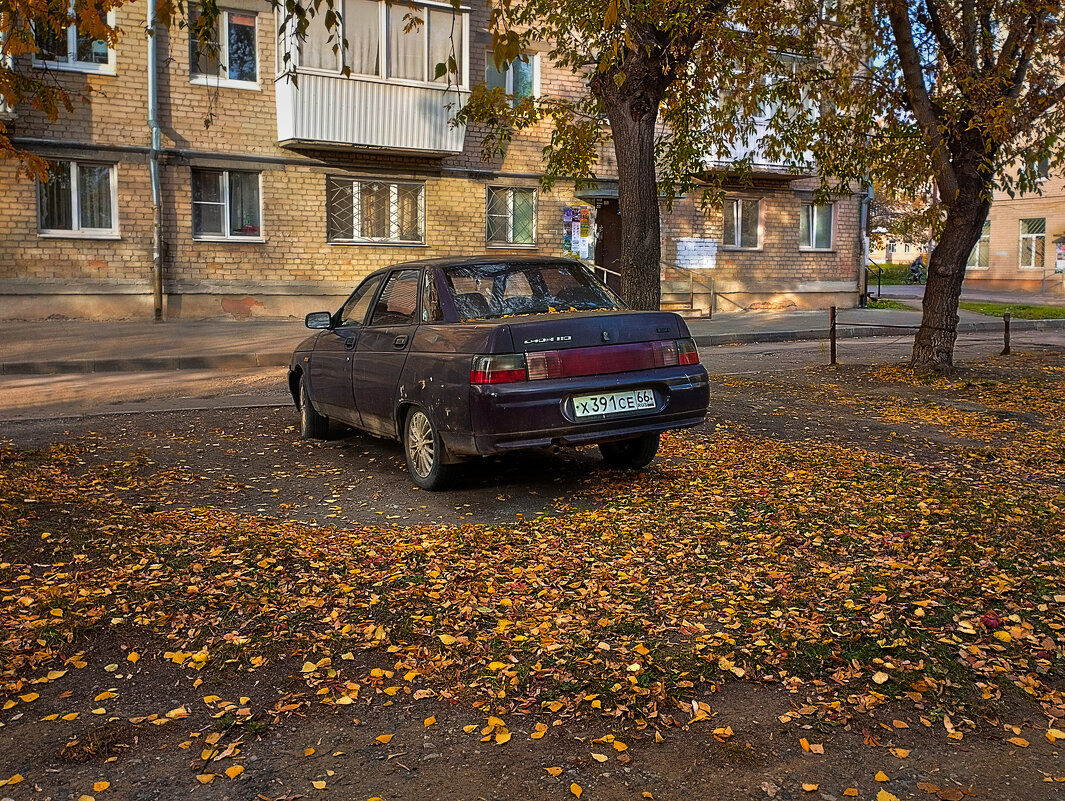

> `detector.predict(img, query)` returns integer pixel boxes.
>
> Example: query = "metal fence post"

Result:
[829,305,837,365]
[1001,312,1011,355]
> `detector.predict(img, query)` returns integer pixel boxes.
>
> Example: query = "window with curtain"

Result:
[191,168,262,239]
[1019,218,1045,270]
[295,1,465,83]
[326,178,425,243]
[34,0,114,72]
[38,160,117,235]
[485,51,536,104]
[799,202,833,250]
[723,198,760,248]
[966,221,990,270]
[190,8,259,84]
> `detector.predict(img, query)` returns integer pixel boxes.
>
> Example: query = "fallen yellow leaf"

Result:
[375,734,394,745]
[463,724,477,734]
[196,774,216,785]
[571,783,582,798]
[127,652,140,663]
[1007,737,1029,747]
[877,792,900,801]
[312,780,326,790]
[843,790,858,797]
[613,740,628,752]
[546,767,563,777]
[592,753,608,762]
[875,771,890,781]
[304,747,315,757]
[487,661,507,671]
[495,730,511,745]
[889,748,910,758]
[438,634,457,645]
[424,716,436,728]
[225,765,244,779]
[872,671,890,684]
[18,692,39,703]
[3,774,25,786]
[802,784,819,792]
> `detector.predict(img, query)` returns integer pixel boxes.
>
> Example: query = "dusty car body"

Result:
[288,256,709,489]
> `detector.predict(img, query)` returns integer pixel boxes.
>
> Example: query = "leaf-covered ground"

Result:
[1,351,1064,799]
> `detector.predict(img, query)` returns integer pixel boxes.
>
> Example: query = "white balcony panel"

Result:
[276,74,468,153]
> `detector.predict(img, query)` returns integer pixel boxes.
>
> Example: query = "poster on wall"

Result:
[1056,242,1065,274]
[563,205,593,259]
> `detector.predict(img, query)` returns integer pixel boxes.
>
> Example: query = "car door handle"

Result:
[344,337,356,350]
[393,335,408,349]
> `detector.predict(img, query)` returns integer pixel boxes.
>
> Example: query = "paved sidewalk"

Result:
[1,305,1061,375]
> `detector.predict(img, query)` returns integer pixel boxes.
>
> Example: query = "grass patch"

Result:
[867,262,912,285]
[866,299,912,311]
[959,301,1065,319]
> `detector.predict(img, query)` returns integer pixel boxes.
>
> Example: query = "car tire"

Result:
[599,432,660,470]
[403,406,456,491]
[299,374,330,440]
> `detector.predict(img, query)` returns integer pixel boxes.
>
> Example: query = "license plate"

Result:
[572,388,656,418]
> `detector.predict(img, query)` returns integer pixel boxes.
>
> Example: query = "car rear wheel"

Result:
[599,432,660,470]
[299,374,330,439]
[403,407,456,491]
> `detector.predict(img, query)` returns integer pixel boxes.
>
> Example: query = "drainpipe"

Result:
[147,0,163,321]
[858,178,872,306]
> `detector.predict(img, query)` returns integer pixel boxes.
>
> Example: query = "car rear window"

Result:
[442,261,623,320]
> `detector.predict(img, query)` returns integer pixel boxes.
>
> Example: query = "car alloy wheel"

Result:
[406,410,435,479]
[402,406,456,490]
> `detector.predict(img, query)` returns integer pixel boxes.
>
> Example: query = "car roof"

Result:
[369,255,581,277]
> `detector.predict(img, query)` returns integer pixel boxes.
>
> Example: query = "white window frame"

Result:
[485,51,540,104]
[32,5,117,75]
[485,186,537,248]
[37,160,120,239]
[327,179,426,245]
[722,197,761,250]
[290,0,470,91]
[966,220,990,270]
[191,168,264,242]
[799,202,834,251]
[190,8,261,91]
[1019,218,1045,271]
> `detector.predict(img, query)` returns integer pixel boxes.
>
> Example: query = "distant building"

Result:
[0,1,862,320]
[965,163,1065,294]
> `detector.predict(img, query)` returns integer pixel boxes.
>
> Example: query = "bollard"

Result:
[829,305,837,365]
[1001,312,1011,355]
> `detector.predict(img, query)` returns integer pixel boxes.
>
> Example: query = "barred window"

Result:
[1019,218,1045,270]
[327,179,425,244]
[966,221,990,270]
[486,186,536,246]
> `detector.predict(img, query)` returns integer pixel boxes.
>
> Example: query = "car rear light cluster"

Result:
[469,338,700,384]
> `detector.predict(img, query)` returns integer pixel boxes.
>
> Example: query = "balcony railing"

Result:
[276,73,469,154]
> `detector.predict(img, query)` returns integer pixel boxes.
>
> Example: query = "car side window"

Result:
[369,269,420,327]
[339,276,384,327]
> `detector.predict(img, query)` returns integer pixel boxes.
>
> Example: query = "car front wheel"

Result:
[299,374,330,439]
[599,432,660,470]
[403,407,456,491]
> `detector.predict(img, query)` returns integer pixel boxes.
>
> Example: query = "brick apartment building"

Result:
[964,163,1065,295]
[0,0,862,320]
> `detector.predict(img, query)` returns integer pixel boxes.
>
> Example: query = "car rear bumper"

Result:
[446,365,710,457]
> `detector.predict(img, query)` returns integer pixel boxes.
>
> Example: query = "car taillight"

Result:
[677,337,700,365]
[470,354,528,384]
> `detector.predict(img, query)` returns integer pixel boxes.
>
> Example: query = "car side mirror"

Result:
[305,311,333,330]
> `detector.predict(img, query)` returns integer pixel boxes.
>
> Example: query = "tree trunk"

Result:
[595,64,669,310]
[911,192,990,372]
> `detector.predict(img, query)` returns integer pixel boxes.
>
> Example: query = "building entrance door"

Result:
[594,199,623,294]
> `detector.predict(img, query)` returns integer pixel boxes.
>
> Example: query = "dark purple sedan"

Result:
[288,257,709,489]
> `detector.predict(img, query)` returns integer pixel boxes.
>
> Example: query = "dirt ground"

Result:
[1,343,1063,801]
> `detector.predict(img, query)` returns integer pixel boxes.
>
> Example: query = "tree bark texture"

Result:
[593,55,671,310]
[912,178,991,372]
